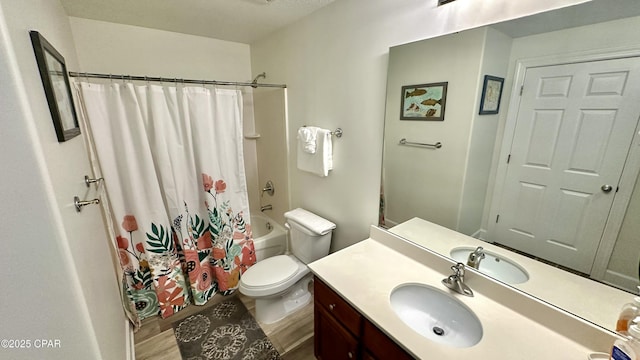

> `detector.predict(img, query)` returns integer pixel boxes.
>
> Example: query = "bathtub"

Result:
[250,214,287,261]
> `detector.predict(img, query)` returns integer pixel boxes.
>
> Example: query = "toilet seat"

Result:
[239,255,308,297]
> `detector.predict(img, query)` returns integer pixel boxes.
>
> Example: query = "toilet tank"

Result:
[284,208,336,264]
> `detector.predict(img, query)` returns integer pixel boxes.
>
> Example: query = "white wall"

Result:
[68,17,251,81]
[67,17,261,214]
[0,0,126,359]
[250,0,590,251]
[608,173,640,284]
[458,27,513,236]
[384,28,486,229]
[254,88,290,226]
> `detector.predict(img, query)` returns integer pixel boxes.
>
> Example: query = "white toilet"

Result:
[239,208,336,324]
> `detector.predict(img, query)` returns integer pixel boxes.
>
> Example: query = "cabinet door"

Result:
[314,302,359,360]
[363,319,415,360]
[362,350,376,360]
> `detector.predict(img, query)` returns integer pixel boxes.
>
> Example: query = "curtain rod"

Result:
[68,71,287,88]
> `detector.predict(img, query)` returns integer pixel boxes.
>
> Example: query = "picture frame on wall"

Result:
[30,30,80,142]
[400,82,447,121]
[479,75,504,115]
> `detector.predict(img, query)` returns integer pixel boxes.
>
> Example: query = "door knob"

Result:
[601,184,613,193]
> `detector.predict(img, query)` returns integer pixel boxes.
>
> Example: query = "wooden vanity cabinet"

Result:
[314,277,361,360]
[362,318,414,360]
[314,277,414,360]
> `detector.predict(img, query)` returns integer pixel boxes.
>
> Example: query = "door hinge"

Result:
[507,154,511,164]
[520,85,524,96]
[496,214,500,223]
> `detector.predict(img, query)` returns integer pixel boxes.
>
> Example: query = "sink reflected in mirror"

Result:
[450,246,529,284]
[390,283,483,348]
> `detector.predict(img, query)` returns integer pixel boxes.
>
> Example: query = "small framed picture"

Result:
[30,30,81,142]
[479,75,504,115]
[400,82,447,121]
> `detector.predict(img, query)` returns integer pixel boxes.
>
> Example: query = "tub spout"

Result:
[260,204,273,212]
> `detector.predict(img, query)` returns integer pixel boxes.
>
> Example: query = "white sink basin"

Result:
[450,247,529,284]
[390,283,483,348]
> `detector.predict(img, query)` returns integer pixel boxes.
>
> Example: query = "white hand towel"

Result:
[297,128,333,177]
[297,126,318,154]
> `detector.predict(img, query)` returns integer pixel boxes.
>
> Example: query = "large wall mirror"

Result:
[380,0,640,333]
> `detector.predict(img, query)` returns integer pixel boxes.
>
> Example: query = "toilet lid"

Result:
[241,255,299,289]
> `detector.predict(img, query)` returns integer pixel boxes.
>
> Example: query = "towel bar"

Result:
[302,125,343,138]
[399,138,442,149]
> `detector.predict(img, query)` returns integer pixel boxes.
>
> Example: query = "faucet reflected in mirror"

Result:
[380,0,640,334]
[466,247,485,270]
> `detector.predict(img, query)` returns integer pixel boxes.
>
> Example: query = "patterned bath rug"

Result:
[172,296,281,360]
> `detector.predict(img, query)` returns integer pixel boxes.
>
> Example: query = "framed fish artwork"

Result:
[400,82,447,121]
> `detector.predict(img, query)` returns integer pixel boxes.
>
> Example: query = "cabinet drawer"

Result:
[314,277,362,336]
[363,318,415,360]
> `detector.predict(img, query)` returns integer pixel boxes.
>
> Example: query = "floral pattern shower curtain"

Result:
[76,83,256,321]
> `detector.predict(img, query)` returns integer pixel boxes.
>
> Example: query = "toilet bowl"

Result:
[239,208,336,324]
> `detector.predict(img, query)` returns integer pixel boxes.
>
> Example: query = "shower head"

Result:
[251,72,266,88]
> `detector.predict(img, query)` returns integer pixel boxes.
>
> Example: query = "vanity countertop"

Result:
[308,225,617,359]
[388,217,631,333]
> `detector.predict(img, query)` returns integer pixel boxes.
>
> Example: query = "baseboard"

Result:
[126,320,135,360]
[471,228,487,241]
[382,218,399,228]
[602,269,639,293]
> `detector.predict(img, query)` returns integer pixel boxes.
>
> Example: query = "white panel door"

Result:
[494,57,640,274]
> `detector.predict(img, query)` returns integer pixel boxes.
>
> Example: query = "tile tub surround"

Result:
[308,226,620,359]
[388,217,632,333]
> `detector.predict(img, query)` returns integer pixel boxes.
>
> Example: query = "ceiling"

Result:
[492,0,640,38]
[59,0,336,44]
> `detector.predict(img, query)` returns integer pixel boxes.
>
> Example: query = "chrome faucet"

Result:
[466,246,485,269]
[442,262,474,297]
[260,204,273,212]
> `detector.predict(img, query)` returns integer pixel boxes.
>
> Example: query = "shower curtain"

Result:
[75,82,256,321]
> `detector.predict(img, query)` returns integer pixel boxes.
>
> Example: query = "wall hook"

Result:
[85,175,103,188]
[74,196,100,212]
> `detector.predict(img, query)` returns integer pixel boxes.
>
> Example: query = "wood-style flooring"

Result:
[134,286,315,360]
